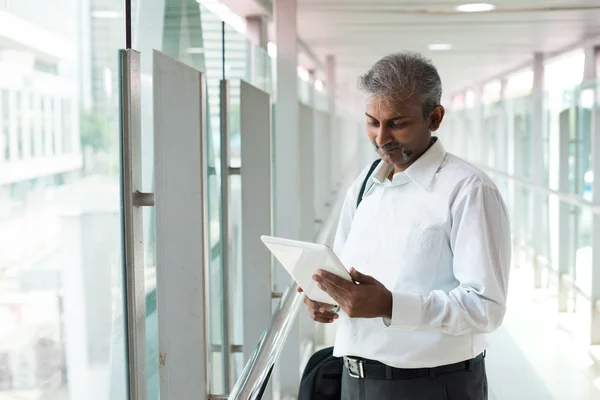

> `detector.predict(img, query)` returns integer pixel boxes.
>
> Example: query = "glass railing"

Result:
[0,2,364,399]
[0,2,128,399]
[228,152,362,399]
[129,2,362,398]
[443,79,600,331]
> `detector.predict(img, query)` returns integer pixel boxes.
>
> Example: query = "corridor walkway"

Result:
[487,266,600,399]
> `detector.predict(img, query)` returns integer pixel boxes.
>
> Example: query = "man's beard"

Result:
[373,141,414,164]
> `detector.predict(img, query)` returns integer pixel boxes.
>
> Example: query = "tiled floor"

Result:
[486,266,600,399]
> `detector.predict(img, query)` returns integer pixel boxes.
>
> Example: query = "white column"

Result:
[497,79,508,174]
[587,44,600,343]
[326,55,336,196]
[473,85,484,165]
[274,0,301,397]
[299,103,315,241]
[308,69,316,107]
[532,52,545,288]
[583,45,600,82]
[557,109,572,312]
[246,15,268,48]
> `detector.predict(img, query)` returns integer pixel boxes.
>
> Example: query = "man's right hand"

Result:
[297,287,339,323]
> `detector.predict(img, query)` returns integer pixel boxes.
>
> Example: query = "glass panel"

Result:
[133,1,226,395]
[199,6,227,394]
[575,207,592,297]
[222,17,275,384]
[0,2,128,399]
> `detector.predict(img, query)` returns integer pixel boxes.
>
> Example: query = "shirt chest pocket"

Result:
[394,225,446,292]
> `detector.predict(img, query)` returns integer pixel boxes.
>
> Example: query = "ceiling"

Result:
[223,0,600,99]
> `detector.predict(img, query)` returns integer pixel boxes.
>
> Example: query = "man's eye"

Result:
[391,123,407,129]
[367,121,379,127]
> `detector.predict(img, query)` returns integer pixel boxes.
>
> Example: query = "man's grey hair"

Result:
[358,52,442,118]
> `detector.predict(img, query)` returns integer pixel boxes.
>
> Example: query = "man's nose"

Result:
[374,126,393,147]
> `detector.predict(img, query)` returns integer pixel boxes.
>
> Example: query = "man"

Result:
[299,52,511,399]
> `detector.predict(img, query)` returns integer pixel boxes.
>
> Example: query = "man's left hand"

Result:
[313,267,392,319]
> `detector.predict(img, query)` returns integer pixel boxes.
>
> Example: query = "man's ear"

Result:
[429,105,445,132]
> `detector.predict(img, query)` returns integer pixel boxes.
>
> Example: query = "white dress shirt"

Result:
[332,138,511,368]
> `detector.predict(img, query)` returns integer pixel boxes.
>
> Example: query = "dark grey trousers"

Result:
[341,359,487,400]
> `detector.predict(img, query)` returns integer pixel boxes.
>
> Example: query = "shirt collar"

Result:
[371,137,447,191]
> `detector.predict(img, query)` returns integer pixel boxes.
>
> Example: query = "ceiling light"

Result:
[428,44,452,51]
[456,3,495,12]
[196,0,246,34]
[267,42,277,58]
[315,80,324,92]
[297,66,309,82]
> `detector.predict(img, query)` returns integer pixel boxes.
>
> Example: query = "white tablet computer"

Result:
[261,235,352,305]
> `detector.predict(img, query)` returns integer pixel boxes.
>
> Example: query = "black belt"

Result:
[343,352,486,380]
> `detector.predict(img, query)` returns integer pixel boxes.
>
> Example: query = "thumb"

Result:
[349,267,375,283]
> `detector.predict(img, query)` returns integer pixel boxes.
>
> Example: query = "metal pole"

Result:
[119,49,148,400]
[124,0,132,49]
[220,79,233,390]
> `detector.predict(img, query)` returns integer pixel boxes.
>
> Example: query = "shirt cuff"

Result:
[383,291,423,329]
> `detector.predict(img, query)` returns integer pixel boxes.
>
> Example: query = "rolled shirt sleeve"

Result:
[385,184,511,335]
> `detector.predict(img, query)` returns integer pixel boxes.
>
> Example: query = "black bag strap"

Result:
[356,159,382,208]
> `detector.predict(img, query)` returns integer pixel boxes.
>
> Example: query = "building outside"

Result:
[0,0,126,399]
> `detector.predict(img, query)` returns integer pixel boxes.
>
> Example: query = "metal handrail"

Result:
[228,172,351,400]
[475,162,598,303]
[474,163,600,215]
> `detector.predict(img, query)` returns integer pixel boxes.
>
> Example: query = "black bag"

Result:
[298,159,381,399]
[298,347,343,400]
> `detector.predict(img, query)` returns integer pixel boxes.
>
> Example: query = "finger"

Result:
[316,280,345,305]
[297,287,303,293]
[349,267,375,284]
[314,270,352,291]
[313,316,335,324]
[304,297,334,310]
[315,310,339,319]
[316,301,336,310]
[314,271,353,295]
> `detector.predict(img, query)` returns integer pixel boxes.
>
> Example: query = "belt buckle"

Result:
[344,357,365,379]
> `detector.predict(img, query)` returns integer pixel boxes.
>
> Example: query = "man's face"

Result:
[365,96,444,170]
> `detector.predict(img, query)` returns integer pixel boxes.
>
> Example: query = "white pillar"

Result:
[308,69,316,107]
[274,0,301,397]
[498,79,508,174]
[558,109,573,312]
[587,44,600,343]
[583,45,600,82]
[532,52,545,287]
[473,85,484,165]
[246,15,268,48]
[326,55,337,195]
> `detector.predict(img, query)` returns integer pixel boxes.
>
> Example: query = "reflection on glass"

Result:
[573,206,592,299]
[0,2,127,400]
[133,2,228,396]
